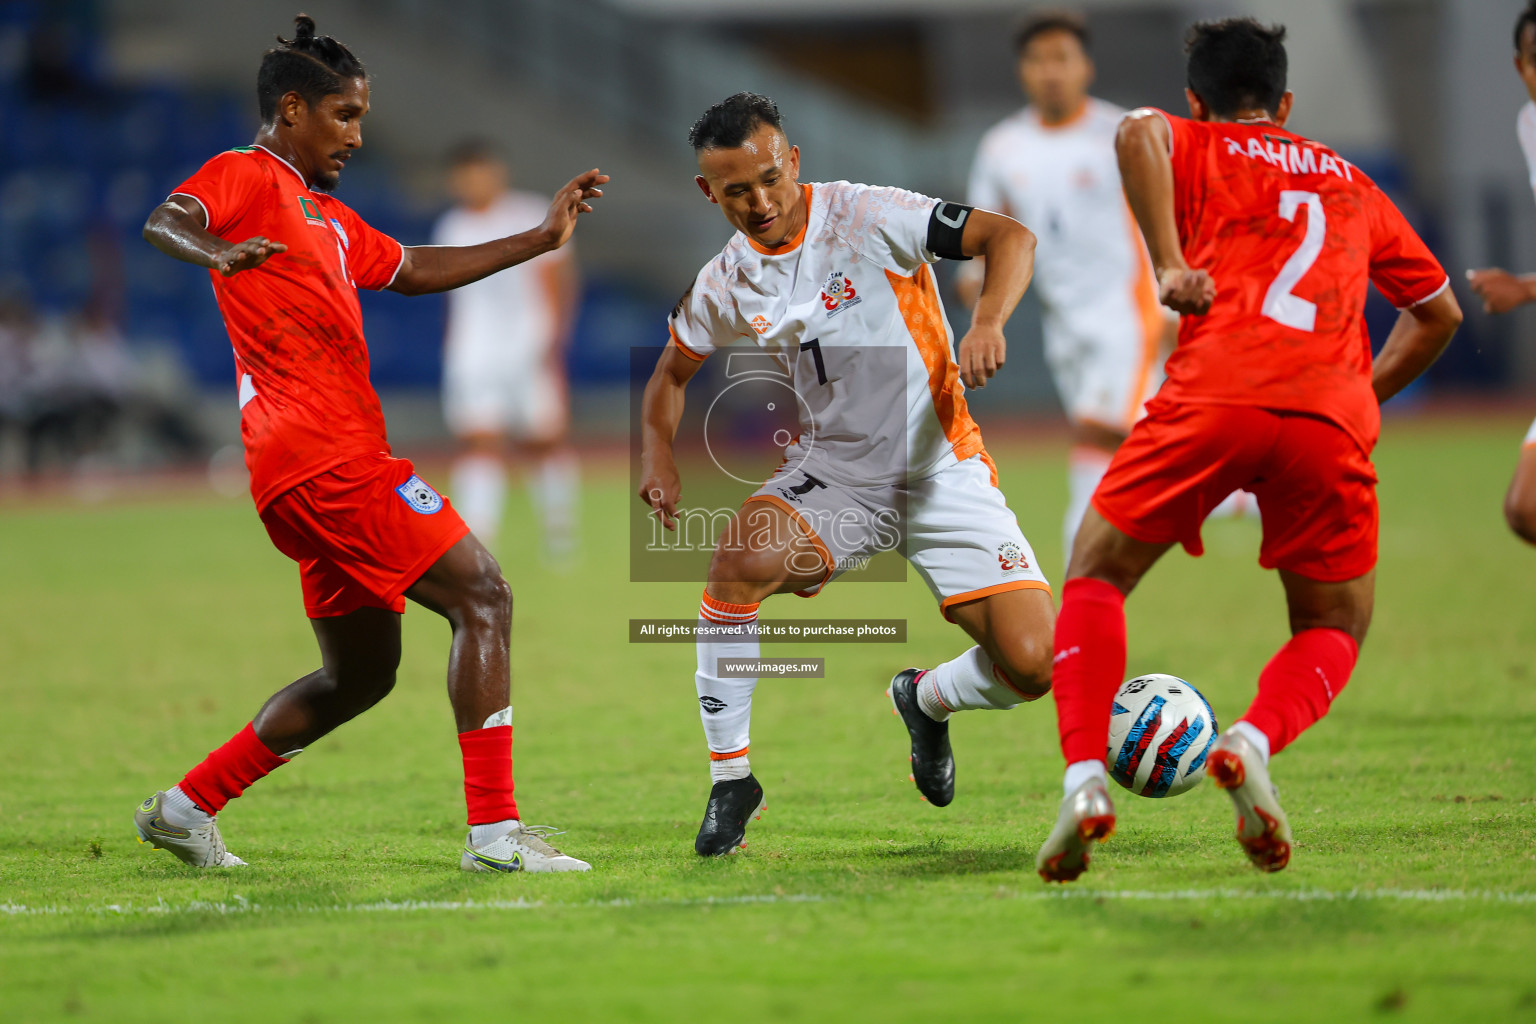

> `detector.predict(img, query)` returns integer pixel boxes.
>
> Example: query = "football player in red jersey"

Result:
[1035,18,1463,882]
[133,15,606,873]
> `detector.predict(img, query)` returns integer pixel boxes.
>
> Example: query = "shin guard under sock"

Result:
[1051,577,1128,766]
[1240,628,1358,756]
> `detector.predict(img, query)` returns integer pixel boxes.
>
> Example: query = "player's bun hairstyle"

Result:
[688,92,783,151]
[1516,1,1536,50]
[256,14,367,125]
[1013,10,1090,55]
[1184,18,1287,119]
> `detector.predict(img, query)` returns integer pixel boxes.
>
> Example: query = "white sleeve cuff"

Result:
[1397,276,1449,311]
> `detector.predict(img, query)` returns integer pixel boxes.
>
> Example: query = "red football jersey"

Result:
[170,146,404,509]
[1152,111,1448,453]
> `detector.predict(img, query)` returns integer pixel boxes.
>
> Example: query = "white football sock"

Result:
[914,670,952,722]
[1231,720,1272,764]
[1064,446,1113,565]
[451,453,508,549]
[695,591,759,782]
[162,784,213,828]
[530,450,579,556]
[469,818,520,847]
[926,646,1026,713]
[1063,759,1107,797]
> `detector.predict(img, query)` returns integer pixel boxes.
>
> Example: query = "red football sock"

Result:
[178,722,289,814]
[1241,628,1358,755]
[1052,577,1128,765]
[459,724,518,825]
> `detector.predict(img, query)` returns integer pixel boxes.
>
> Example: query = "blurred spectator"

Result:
[0,288,205,477]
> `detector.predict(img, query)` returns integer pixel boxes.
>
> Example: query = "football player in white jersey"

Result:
[1466,1,1536,545]
[435,141,580,559]
[961,13,1244,560]
[638,93,1055,855]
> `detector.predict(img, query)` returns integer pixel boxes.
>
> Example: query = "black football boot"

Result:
[694,774,765,856]
[888,668,955,806]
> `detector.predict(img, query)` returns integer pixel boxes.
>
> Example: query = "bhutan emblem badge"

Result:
[998,541,1029,574]
[821,270,861,317]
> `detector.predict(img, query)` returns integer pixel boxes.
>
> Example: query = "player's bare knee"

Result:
[1504,489,1536,544]
[993,637,1052,697]
[707,542,791,604]
[1291,609,1370,649]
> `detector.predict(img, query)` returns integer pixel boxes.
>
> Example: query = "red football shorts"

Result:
[1092,401,1378,582]
[260,453,470,618]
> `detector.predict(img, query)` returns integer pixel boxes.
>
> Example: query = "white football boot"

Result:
[133,791,247,868]
[461,823,592,873]
[1035,777,1116,883]
[1206,729,1292,872]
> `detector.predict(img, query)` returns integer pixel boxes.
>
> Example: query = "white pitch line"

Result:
[0,893,827,918]
[1012,888,1536,905]
[1,888,1530,919]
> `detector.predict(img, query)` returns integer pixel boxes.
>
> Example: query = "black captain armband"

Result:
[926,202,974,261]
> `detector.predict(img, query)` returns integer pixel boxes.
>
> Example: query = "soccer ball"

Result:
[1106,674,1218,798]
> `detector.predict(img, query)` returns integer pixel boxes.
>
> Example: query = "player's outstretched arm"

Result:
[637,344,704,531]
[142,196,287,277]
[1466,267,1536,314]
[390,169,608,296]
[1117,111,1215,316]
[954,209,1035,389]
[1371,288,1463,403]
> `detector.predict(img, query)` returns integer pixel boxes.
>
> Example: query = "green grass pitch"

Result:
[2,415,1534,1022]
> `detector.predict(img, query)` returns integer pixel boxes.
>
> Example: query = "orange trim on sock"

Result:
[709,746,750,761]
[701,591,761,617]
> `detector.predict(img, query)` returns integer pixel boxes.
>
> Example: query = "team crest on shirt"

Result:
[998,541,1029,574]
[396,475,444,515]
[820,270,861,317]
[297,195,325,226]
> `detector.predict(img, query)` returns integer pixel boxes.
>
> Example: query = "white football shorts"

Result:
[743,453,1050,620]
[442,338,567,441]
[1043,300,1168,435]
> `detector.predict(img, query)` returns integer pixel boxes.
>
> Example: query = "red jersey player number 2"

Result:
[1152,111,1448,457]
[1092,111,1449,582]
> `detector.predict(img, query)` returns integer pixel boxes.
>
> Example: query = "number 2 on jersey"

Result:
[1262,190,1325,333]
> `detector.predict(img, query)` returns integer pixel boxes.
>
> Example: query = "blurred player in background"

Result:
[134,15,605,874]
[436,141,581,561]
[1464,0,1536,546]
[1038,19,1461,881]
[964,11,1252,561]
[640,93,1054,856]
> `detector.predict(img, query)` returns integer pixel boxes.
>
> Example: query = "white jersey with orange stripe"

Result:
[435,190,569,362]
[669,180,984,488]
[968,99,1167,432]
